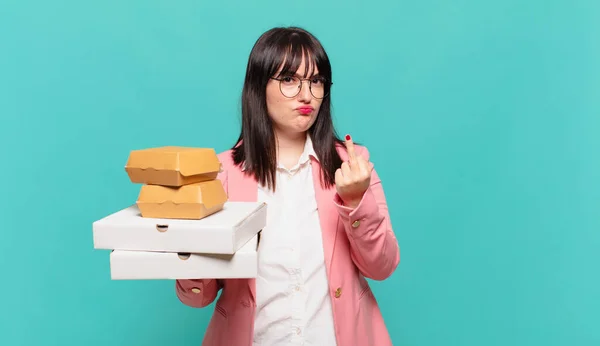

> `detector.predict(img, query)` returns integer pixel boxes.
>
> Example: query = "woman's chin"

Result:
[294,117,315,131]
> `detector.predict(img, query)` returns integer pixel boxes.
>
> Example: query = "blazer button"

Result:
[191,287,202,294]
[351,220,360,228]
[335,287,342,298]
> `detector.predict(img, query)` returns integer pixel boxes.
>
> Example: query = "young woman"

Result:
[176,26,400,346]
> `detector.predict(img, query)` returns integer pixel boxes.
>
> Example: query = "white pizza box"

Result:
[109,234,260,280]
[92,202,266,254]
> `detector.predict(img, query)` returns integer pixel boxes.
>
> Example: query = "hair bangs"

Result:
[270,35,328,80]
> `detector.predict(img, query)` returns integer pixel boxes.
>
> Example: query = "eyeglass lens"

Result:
[279,76,327,98]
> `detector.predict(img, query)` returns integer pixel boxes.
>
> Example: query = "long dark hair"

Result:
[231,26,344,191]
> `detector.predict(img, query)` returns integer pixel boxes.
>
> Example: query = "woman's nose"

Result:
[297,80,312,101]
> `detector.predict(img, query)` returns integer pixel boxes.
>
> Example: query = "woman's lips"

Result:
[297,106,314,114]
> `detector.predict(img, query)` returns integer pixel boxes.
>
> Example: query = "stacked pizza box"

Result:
[92,146,266,280]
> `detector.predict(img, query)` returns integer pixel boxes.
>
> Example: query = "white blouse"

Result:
[252,136,338,346]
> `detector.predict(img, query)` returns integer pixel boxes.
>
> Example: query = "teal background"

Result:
[1,0,598,345]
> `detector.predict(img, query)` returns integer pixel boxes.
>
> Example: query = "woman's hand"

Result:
[335,135,374,208]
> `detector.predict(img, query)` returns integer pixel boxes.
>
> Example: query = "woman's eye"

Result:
[311,78,323,85]
[282,77,294,83]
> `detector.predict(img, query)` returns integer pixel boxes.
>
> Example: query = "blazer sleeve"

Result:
[174,167,228,308]
[334,146,400,280]
[175,278,223,308]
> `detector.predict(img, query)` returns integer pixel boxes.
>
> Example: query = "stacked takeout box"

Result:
[92,146,266,280]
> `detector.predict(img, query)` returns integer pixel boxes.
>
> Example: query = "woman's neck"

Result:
[275,131,307,170]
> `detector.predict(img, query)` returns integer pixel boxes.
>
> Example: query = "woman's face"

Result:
[265,57,323,138]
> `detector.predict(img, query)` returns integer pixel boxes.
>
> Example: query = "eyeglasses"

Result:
[270,75,332,99]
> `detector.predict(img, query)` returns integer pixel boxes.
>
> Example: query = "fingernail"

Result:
[345,134,351,141]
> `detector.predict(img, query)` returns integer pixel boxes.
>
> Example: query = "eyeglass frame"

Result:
[269,75,333,99]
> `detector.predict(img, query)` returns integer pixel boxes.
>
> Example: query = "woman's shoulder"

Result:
[217,149,235,169]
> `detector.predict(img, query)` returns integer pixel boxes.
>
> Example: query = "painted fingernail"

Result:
[345,134,351,141]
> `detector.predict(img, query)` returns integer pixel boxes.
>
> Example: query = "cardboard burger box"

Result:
[125,146,222,187]
[109,233,260,280]
[136,179,228,220]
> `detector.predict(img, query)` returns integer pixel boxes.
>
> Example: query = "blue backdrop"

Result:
[1,0,598,345]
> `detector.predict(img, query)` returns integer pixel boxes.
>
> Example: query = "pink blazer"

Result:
[176,143,400,345]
